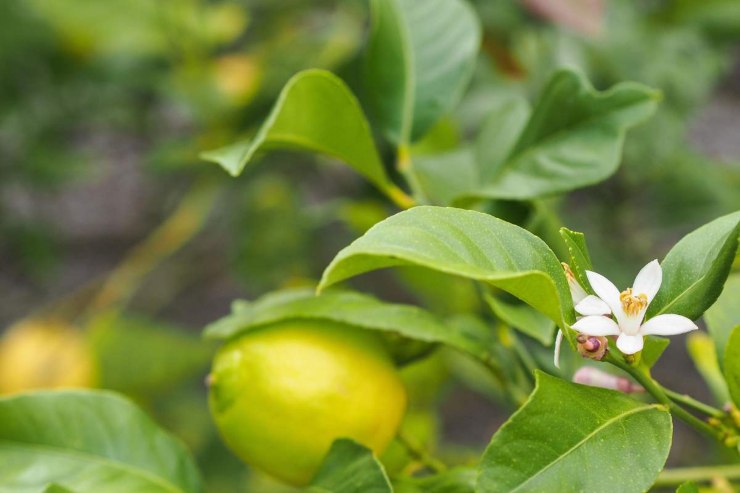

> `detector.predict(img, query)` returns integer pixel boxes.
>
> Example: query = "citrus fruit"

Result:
[207,320,407,486]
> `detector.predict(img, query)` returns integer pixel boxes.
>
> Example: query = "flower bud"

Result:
[573,367,644,393]
[576,334,608,361]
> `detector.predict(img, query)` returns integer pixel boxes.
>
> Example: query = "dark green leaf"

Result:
[478,372,672,493]
[723,325,740,408]
[475,96,531,183]
[469,70,660,200]
[394,468,476,493]
[0,390,202,493]
[363,0,481,143]
[203,287,494,362]
[319,207,575,335]
[640,336,670,370]
[307,439,391,493]
[647,211,740,320]
[485,293,555,346]
[200,70,406,204]
[704,273,740,370]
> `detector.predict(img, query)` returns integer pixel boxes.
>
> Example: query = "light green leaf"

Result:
[0,390,202,493]
[723,325,740,408]
[203,287,494,363]
[478,371,672,493]
[363,0,481,143]
[687,332,730,405]
[675,482,699,493]
[394,468,476,492]
[559,227,593,294]
[42,485,76,493]
[647,211,740,320]
[413,148,478,206]
[318,207,575,335]
[485,293,555,346]
[200,69,408,205]
[307,439,391,493]
[704,273,740,370]
[475,96,531,183]
[469,70,660,200]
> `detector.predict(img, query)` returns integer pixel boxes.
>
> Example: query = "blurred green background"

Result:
[0,1,738,491]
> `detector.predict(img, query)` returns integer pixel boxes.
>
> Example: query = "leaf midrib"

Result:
[0,441,184,493]
[508,404,664,493]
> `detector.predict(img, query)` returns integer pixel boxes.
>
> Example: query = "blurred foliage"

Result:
[0,0,738,490]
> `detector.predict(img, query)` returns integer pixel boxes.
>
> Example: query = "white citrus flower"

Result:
[571,259,698,355]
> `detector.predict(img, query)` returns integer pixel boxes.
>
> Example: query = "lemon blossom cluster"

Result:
[572,259,698,354]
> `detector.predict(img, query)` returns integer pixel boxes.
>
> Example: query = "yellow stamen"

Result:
[620,288,648,316]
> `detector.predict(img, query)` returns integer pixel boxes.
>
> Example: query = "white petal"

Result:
[572,316,621,336]
[640,314,698,336]
[568,278,589,304]
[554,330,563,369]
[575,295,612,316]
[632,259,662,303]
[585,270,622,316]
[616,334,644,354]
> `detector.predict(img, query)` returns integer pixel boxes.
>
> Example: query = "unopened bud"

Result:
[576,334,608,361]
[573,367,645,394]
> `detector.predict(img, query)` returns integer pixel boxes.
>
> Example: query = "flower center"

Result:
[619,288,648,316]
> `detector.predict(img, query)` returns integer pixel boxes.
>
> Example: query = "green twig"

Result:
[605,352,723,441]
[654,464,740,487]
[660,385,725,418]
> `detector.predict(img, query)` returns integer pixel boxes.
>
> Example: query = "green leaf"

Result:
[475,95,532,184]
[307,439,391,493]
[43,485,77,493]
[559,227,593,294]
[0,390,202,493]
[640,336,670,370]
[200,69,407,205]
[478,371,672,493]
[469,69,660,200]
[675,482,699,493]
[363,0,481,143]
[704,273,740,370]
[723,325,740,408]
[318,207,575,335]
[90,313,213,398]
[485,293,555,346]
[394,468,476,492]
[647,211,740,320]
[204,287,494,363]
[413,148,478,206]
[687,332,730,405]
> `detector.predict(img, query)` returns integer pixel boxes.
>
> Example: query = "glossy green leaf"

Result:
[704,273,740,370]
[363,0,481,143]
[469,70,660,200]
[203,287,494,362]
[307,439,391,493]
[485,293,555,346]
[723,325,740,408]
[0,390,202,493]
[394,468,476,492]
[559,227,593,294]
[648,211,740,320]
[200,69,405,203]
[478,371,672,493]
[318,207,575,335]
